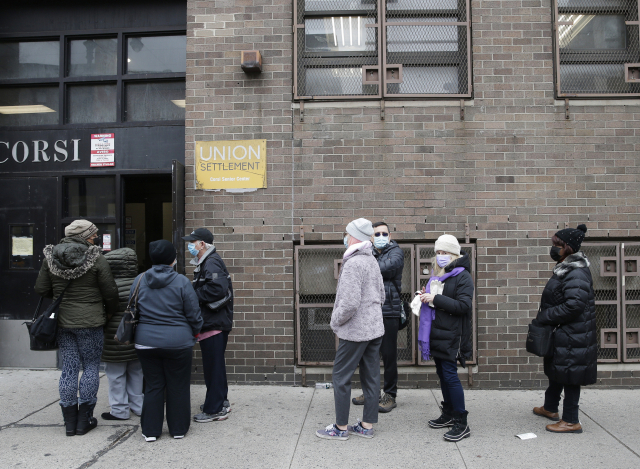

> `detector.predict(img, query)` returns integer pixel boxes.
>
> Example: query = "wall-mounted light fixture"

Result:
[240,50,262,74]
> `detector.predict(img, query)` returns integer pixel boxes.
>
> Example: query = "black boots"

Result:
[443,410,471,442]
[61,404,79,437]
[428,401,454,428]
[76,403,98,436]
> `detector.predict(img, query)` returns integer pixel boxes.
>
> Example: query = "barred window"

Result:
[294,0,472,100]
[554,0,640,97]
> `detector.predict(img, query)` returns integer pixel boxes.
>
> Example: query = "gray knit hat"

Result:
[65,219,98,240]
[346,218,374,242]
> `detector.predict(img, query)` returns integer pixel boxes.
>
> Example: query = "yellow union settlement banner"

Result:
[195,139,267,190]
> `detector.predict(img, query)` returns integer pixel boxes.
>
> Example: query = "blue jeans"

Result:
[58,326,104,407]
[434,358,465,414]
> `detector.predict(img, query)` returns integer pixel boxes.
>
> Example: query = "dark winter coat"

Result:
[102,248,138,362]
[191,247,234,333]
[536,252,597,386]
[373,240,404,318]
[134,265,203,349]
[430,252,474,365]
[34,237,119,329]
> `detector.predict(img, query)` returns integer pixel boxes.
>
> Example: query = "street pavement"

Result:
[0,369,638,469]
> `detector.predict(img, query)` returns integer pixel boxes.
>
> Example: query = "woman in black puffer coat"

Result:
[101,248,144,421]
[533,224,597,434]
[420,234,474,443]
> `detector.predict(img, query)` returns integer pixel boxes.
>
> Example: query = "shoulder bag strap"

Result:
[127,273,146,311]
[31,297,44,322]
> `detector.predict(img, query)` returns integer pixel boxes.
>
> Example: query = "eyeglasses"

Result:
[374,232,389,237]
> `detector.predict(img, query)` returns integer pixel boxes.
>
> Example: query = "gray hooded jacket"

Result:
[133,265,203,349]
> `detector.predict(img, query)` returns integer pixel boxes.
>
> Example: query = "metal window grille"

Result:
[293,0,472,99]
[554,0,640,97]
[294,244,415,365]
[582,242,639,362]
[415,243,477,365]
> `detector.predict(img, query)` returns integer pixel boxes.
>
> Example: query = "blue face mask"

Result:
[344,236,349,248]
[436,255,451,268]
[374,236,389,249]
[187,242,199,257]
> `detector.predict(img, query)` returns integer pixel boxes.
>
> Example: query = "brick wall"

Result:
[186,0,640,388]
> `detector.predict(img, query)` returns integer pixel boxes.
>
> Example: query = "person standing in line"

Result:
[134,240,203,441]
[34,219,119,436]
[183,228,233,423]
[101,247,143,421]
[316,218,386,440]
[420,234,474,442]
[352,221,404,413]
[533,224,596,434]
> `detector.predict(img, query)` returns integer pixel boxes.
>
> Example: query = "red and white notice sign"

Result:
[90,133,115,167]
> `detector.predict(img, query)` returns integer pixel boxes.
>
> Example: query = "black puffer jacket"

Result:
[191,247,234,333]
[102,248,138,363]
[536,252,597,386]
[373,240,404,318]
[430,252,474,365]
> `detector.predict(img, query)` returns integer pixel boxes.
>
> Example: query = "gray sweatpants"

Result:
[105,360,144,419]
[332,337,383,426]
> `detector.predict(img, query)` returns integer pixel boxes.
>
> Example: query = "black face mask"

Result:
[550,246,563,262]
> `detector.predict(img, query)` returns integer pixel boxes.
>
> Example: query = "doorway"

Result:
[122,175,172,272]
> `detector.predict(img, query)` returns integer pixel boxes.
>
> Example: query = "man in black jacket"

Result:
[352,221,404,413]
[183,228,233,423]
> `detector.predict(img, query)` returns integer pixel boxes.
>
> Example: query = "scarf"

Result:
[418,267,465,361]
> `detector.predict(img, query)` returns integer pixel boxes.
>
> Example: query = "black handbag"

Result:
[115,274,145,345]
[24,298,58,351]
[27,281,71,349]
[526,318,556,358]
[391,280,411,331]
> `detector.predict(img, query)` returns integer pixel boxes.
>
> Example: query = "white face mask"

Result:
[344,235,349,248]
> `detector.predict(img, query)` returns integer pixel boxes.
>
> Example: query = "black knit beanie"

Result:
[555,224,587,253]
[149,240,176,265]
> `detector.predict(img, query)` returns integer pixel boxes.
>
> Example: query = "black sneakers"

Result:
[428,401,454,428]
[443,410,471,442]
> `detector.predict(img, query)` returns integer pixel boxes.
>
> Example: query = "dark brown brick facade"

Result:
[186,0,640,388]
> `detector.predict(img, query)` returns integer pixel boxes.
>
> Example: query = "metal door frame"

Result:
[583,242,622,363]
[622,242,640,362]
[294,243,416,366]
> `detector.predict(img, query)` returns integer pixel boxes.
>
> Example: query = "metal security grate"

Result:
[582,243,621,361]
[383,0,471,96]
[416,243,477,365]
[295,244,415,365]
[294,0,380,99]
[294,0,472,99]
[622,243,640,361]
[554,0,640,96]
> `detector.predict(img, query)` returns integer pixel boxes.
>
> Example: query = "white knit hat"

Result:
[346,218,374,242]
[435,234,461,256]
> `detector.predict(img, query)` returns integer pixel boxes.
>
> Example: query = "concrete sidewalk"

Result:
[0,369,638,469]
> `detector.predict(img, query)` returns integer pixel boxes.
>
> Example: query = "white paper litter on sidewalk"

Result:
[516,433,537,440]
